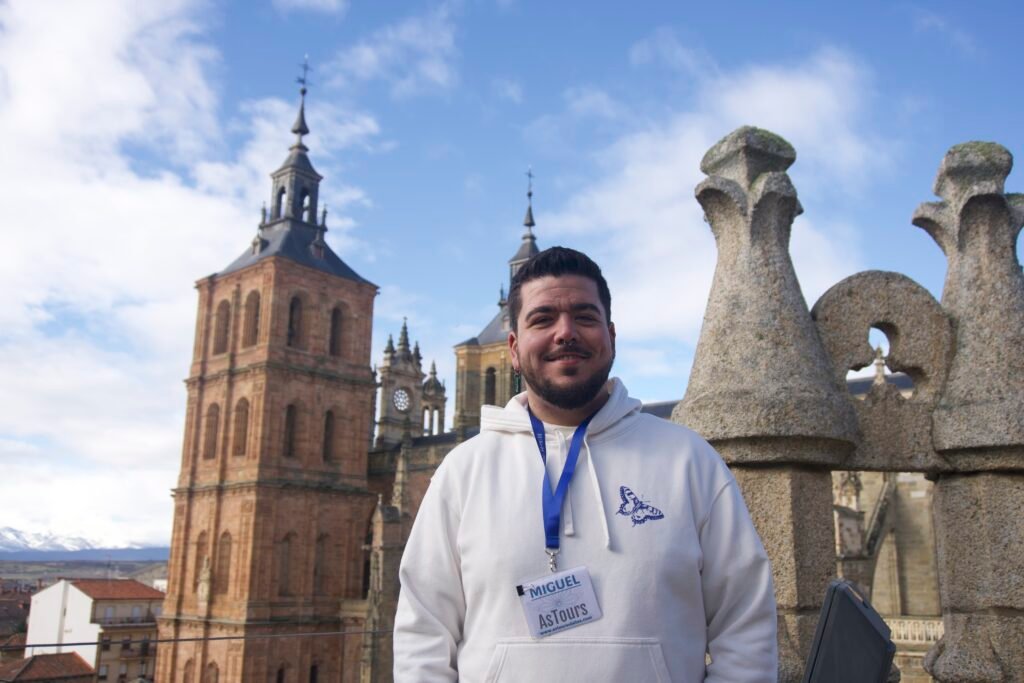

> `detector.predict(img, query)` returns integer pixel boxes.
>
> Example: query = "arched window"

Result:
[276,667,286,683]
[278,533,295,596]
[322,411,334,462]
[287,296,303,348]
[183,660,194,683]
[283,404,297,458]
[433,408,440,435]
[193,531,208,591]
[328,307,342,357]
[242,291,260,347]
[275,187,287,219]
[202,404,220,460]
[300,188,312,222]
[213,300,231,354]
[423,408,430,435]
[215,532,231,595]
[313,534,328,595]
[203,662,218,683]
[232,399,249,457]
[484,367,497,406]
[309,664,319,683]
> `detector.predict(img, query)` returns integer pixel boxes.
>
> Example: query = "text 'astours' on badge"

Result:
[516,566,603,638]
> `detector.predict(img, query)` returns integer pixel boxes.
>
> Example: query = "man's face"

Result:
[509,274,616,412]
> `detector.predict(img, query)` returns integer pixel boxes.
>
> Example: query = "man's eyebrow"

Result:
[524,303,603,320]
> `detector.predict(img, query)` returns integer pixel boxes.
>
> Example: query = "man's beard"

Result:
[520,354,614,411]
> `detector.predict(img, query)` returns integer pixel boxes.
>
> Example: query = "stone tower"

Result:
[375,321,425,447]
[453,183,539,431]
[156,83,379,683]
[420,361,446,436]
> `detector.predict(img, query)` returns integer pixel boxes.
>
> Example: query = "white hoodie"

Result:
[394,379,777,682]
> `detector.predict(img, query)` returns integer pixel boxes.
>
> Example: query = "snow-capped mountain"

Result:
[0,527,100,552]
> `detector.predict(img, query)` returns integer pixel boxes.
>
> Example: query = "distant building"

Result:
[26,579,164,682]
[0,652,93,682]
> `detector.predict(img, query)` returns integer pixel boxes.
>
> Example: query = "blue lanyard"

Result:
[528,408,597,555]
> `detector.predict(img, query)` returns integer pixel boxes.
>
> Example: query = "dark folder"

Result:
[801,579,896,683]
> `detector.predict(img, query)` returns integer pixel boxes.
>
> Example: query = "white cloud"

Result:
[540,48,876,350]
[272,0,348,15]
[492,77,523,104]
[564,86,623,120]
[911,8,977,57]
[629,27,717,78]
[326,4,458,98]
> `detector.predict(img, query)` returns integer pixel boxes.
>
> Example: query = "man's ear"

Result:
[508,330,519,371]
[609,321,616,350]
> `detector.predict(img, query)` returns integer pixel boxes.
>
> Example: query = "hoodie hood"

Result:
[480,377,642,438]
[480,377,642,551]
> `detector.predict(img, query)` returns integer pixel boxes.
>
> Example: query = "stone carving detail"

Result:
[676,126,858,466]
[913,142,1024,461]
[812,270,953,471]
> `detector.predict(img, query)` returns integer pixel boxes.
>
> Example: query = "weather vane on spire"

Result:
[526,166,534,201]
[297,54,312,95]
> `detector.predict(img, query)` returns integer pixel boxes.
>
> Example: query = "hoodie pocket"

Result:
[482,636,672,683]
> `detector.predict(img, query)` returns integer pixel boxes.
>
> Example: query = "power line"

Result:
[4,628,392,652]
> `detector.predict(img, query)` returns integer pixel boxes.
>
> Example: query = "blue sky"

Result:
[0,0,1021,546]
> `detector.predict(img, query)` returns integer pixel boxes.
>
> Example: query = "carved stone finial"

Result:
[676,126,857,466]
[872,346,887,386]
[913,141,1024,457]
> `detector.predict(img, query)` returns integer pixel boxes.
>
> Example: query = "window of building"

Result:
[283,404,298,458]
[213,300,231,354]
[194,531,208,591]
[309,664,319,683]
[182,660,194,683]
[98,665,108,680]
[275,187,286,219]
[203,662,219,683]
[287,296,303,348]
[202,403,220,460]
[328,307,342,356]
[140,636,150,656]
[242,291,261,347]
[101,636,111,651]
[278,533,294,596]
[313,534,328,595]
[103,606,114,622]
[322,410,334,462]
[484,367,497,406]
[121,637,131,653]
[232,398,249,456]
[215,532,232,595]
[277,666,286,683]
[131,605,141,621]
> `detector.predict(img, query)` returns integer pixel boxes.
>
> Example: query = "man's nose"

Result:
[554,314,577,344]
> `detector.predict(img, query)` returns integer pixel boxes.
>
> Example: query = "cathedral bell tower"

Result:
[158,74,380,683]
[374,320,425,447]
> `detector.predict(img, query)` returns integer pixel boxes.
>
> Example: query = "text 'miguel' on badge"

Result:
[515,566,602,638]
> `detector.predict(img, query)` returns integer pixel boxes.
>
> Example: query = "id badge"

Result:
[515,566,602,638]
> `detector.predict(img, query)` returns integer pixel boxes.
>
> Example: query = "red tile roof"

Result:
[70,579,164,601]
[0,633,25,649]
[0,652,93,681]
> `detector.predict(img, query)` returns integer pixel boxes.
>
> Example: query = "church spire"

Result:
[509,167,540,282]
[398,318,411,355]
[268,57,322,223]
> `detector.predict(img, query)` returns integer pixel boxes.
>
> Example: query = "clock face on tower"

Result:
[392,387,411,412]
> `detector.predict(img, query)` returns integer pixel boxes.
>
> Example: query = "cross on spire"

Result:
[296,54,312,95]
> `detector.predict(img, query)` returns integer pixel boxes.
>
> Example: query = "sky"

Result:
[1,0,1022,547]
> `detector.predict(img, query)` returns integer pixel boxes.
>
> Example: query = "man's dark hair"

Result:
[508,246,612,332]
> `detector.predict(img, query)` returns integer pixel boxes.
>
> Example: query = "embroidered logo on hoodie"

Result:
[616,486,665,526]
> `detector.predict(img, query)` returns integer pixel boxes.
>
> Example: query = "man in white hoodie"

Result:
[394,247,778,682]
